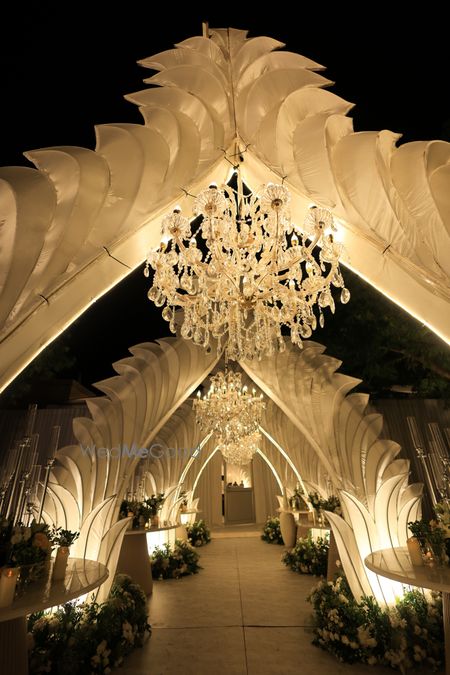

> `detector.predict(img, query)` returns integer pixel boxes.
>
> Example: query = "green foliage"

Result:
[308,492,341,515]
[261,516,284,545]
[318,267,450,398]
[51,527,79,547]
[27,574,151,674]
[119,494,165,528]
[151,539,201,579]
[0,520,52,567]
[0,336,76,407]
[308,574,444,670]
[408,511,450,563]
[144,494,165,516]
[186,520,211,546]
[282,535,329,576]
[288,487,308,511]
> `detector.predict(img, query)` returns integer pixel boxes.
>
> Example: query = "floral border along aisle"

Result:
[28,574,151,674]
[261,516,284,545]
[308,573,444,671]
[186,520,211,547]
[282,535,329,575]
[151,540,201,579]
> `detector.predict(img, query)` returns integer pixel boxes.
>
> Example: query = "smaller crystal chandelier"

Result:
[145,175,349,361]
[218,432,261,466]
[193,369,265,465]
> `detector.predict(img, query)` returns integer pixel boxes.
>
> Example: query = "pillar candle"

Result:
[52,547,70,581]
[0,567,18,607]
[407,537,424,566]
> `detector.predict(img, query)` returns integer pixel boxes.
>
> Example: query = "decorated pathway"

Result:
[122,531,391,675]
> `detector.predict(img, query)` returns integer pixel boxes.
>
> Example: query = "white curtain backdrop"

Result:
[252,453,279,524]
[194,450,223,527]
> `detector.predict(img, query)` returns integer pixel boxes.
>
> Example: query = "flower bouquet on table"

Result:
[145,493,165,527]
[51,527,79,548]
[179,491,188,513]
[50,527,80,580]
[409,507,450,566]
[119,499,140,528]
[119,494,165,529]
[0,520,53,596]
[308,492,341,527]
[289,487,308,512]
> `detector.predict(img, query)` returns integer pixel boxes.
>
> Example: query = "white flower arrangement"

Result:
[308,573,444,671]
[261,516,283,545]
[27,574,150,673]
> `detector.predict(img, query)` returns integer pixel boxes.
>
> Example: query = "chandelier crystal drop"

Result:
[193,370,265,466]
[145,176,349,361]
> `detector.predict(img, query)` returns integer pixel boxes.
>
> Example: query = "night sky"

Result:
[1,5,449,389]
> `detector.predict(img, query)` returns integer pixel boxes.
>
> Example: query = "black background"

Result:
[1,4,448,387]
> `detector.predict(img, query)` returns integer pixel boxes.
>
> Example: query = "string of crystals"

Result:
[144,173,349,361]
[193,370,265,465]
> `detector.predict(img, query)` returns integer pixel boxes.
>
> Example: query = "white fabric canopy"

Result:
[0,27,449,392]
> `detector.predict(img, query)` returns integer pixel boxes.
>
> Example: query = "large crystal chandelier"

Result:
[193,370,265,465]
[145,174,349,361]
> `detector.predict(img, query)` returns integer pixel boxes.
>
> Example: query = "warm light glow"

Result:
[255,449,284,493]
[259,426,312,509]
[145,175,349,361]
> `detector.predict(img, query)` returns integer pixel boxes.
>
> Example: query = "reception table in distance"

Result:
[365,547,450,675]
[0,558,108,675]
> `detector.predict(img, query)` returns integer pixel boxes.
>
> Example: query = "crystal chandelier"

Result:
[193,369,265,465]
[218,432,261,466]
[145,174,349,361]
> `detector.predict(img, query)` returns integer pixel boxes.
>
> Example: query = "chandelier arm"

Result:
[303,234,322,255]
[146,180,347,361]
[172,234,210,281]
[208,241,242,295]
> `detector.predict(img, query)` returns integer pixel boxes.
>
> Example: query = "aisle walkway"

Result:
[122,534,390,675]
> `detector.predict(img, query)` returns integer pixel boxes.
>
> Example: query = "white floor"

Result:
[121,530,439,674]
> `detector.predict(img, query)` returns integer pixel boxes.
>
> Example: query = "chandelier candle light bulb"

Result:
[145,177,349,361]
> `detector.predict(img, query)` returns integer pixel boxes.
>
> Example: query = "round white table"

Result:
[365,547,450,674]
[0,558,108,675]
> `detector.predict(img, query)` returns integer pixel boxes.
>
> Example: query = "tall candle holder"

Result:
[407,416,437,506]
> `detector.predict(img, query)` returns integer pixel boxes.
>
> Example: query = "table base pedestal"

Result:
[117,531,153,595]
[0,615,28,675]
